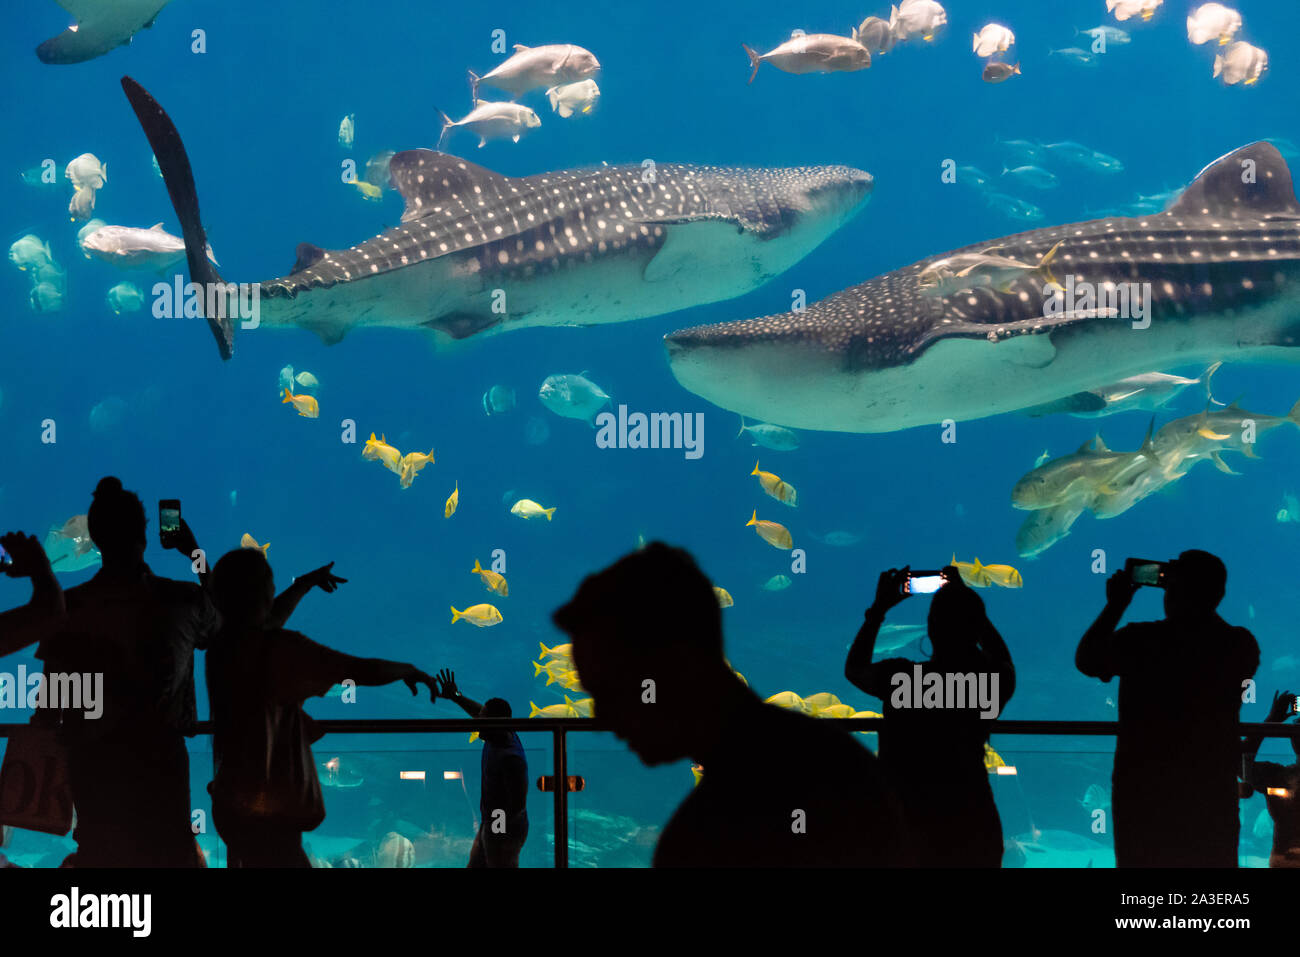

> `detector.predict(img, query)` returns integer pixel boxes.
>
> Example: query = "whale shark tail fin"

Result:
[120,76,234,360]
[742,44,762,84]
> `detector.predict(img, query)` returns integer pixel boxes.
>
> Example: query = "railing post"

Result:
[554,726,568,868]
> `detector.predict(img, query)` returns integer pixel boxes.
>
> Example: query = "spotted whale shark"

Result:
[666,142,1300,433]
[120,78,872,360]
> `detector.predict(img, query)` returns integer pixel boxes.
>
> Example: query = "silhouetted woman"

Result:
[846,565,1015,867]
[206,548,438,867]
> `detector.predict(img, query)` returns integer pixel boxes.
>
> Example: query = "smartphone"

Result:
[904,570,947,595]
[159,499,181,548]
[1125,557,1169,588]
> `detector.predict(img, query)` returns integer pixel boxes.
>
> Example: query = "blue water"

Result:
[1,0,1299,866]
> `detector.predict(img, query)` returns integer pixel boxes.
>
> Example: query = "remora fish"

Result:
[37,0,172,64]
[666,143,1300,433]
[121,77,873,360]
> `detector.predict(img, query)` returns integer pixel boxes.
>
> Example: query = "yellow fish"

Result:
[281,388,319,418]
[721,658,747,686]
[746,510,793,550]
[533,660,571,685]
[397,448,434,489]
[691,763,704,786]
[713,586,734,608]
[511,498,556,521]
[352,180,382,201]
[982,562,1024,588]
[445,482,459,518]
[764,691,810,714]
[471,558,507,596]
[751,461,797,506]
[566,695,594,717]
[529,700,571,718]
[950,554,991,587]
[817,703,857,719]
[984,743,1006,770]
[240,533,270,553]
[538,641,572,662]
[450,603,503,627]
[533,660,584,691]
[802,692,842,713]
[361,432,401,473]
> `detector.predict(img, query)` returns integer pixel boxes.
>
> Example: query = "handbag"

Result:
[0,720,74,836]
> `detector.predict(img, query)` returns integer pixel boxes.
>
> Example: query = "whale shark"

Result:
[37,0,172,64]
[666,142,1300,433]
[120,77,872,360]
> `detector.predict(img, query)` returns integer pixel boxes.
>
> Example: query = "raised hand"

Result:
[872,567,911,613]
[0,532,54,581]
[436,668,459,700]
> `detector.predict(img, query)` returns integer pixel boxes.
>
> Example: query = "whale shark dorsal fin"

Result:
[291,243,328,274]
[1169,142,1300,220]
[388,150,512,225]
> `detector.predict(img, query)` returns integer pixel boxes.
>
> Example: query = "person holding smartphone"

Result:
[1241,690,1300,868]
[845,565,1016,867]
[1075,549,1259,867]
[0,477,218,866]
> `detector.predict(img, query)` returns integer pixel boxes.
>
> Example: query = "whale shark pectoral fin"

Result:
[422,311,502,340]
[643,221,757,283]
[1170,142,1300,219]
[298,315,349,346]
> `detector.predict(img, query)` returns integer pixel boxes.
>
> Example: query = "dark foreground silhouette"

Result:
[553,542,912,867]
[1077,550,1258,867]
[846,565,1015,867]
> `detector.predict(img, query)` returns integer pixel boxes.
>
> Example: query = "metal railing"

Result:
[5,717,1300,867]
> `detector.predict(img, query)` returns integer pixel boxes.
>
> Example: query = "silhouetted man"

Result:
[552,542,911,867]
[1242,690,1300,867]
[436,670,529,867]
[1076,550,1258,867]
[0,477,216,866]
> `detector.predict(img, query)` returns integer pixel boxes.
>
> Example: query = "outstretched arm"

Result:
[0,532,65,657]
[845,568,910,696]
[1076,570,1137,678]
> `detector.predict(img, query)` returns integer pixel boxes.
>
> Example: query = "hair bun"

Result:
[93,476,124,497]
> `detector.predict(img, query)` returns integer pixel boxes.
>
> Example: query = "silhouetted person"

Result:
[845,565,1015,867]
[1076,549,1258,867]
[552,542,911,867]
[1242,690,1300,867]
[205,547,438,867]
[0,477,217,867]
[436,670,529,867]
